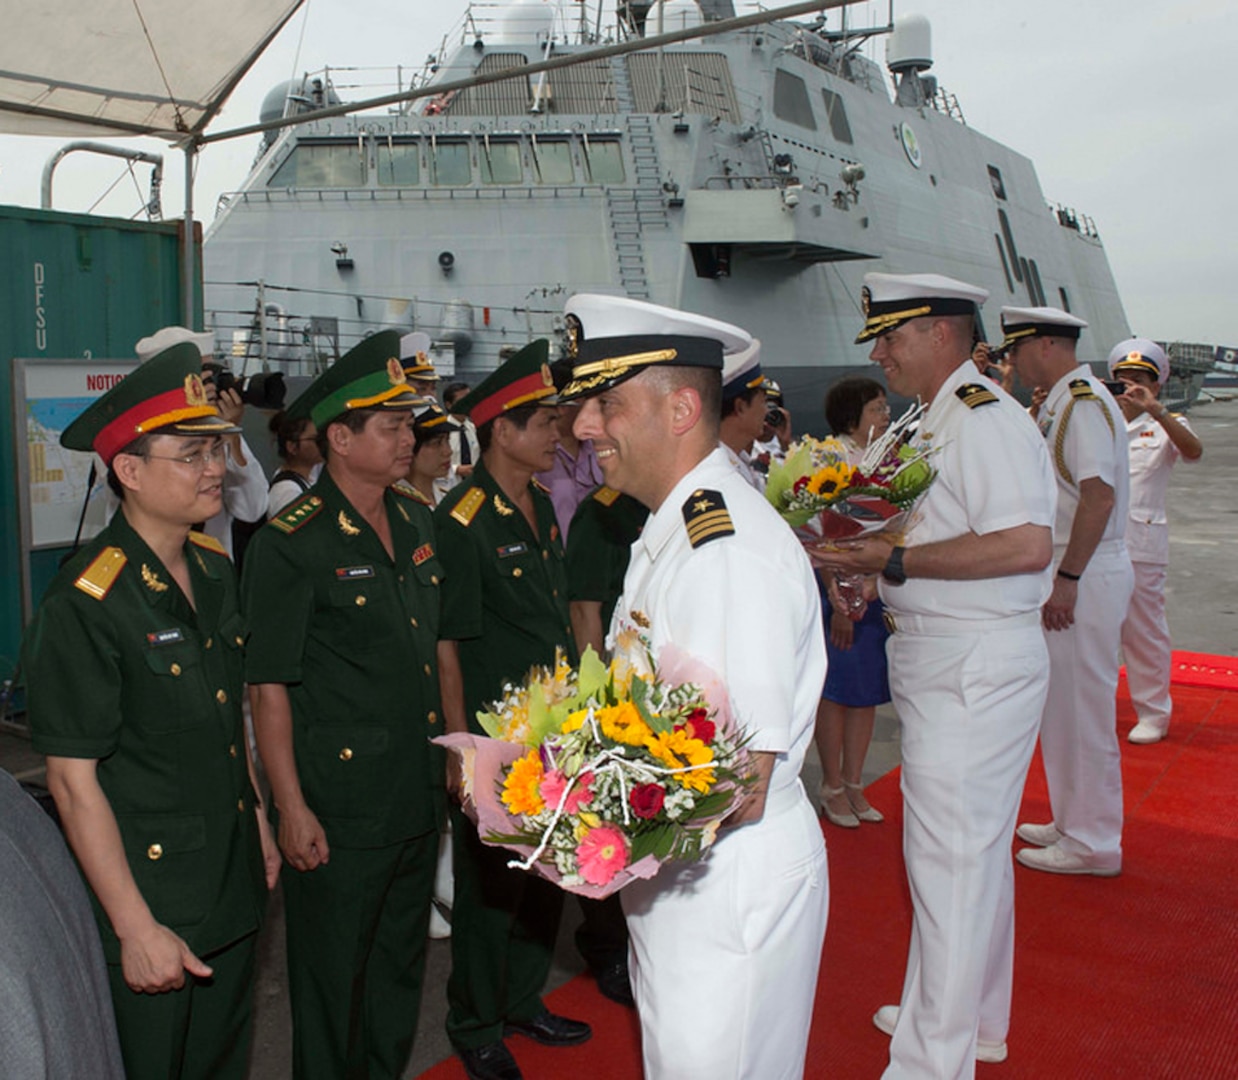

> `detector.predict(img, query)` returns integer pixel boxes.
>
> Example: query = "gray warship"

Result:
[202,0,1132,425]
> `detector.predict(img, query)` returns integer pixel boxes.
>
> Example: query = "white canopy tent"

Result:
[0,0,303,323]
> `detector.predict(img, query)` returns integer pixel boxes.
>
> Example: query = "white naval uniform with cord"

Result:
[1037,369,1133,864]
[876,363,1055,1080]
[613,448,828,1080]
[1120,410,1196,735]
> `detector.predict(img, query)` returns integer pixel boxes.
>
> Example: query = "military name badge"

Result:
[412,543,434,566]
[146,628,185,647]
[335,565,376,579]
[497,542,528,558]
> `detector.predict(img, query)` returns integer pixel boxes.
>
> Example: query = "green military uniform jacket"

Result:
[23,511,265,964]
[566,485,650,634]
[435,460,577,724]
[243,468,445,848]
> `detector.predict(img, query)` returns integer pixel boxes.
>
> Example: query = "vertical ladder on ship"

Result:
[605,58,670,300]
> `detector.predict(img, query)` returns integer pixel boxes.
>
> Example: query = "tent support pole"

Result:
[183,143,196,329]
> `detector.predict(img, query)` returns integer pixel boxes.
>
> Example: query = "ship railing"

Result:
[203,279,565,373]
[1049,201,1101,240]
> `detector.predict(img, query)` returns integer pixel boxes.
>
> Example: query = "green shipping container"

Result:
[0,203,202,688]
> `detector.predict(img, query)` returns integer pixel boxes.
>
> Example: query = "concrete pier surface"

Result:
[2,398,1233,1079]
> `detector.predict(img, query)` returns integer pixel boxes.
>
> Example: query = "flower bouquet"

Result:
[433,633,753,898]
[765,404,936,609]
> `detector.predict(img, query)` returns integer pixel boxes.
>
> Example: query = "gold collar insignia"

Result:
[141,563,168,593]
[338,510,361,536]
[493,494,514,517]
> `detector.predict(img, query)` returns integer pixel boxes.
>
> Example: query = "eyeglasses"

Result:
[141,444,228,471]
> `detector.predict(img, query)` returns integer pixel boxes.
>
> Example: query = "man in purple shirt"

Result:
[534,403,603,540]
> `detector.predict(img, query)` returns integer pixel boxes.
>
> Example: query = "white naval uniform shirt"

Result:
[878,362,1056,620]
[1126,411,1195,565]
[720,441,765,492]
[1038,367,1129,549]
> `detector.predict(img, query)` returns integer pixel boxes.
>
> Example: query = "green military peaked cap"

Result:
[300,330,422,428]
[62,341,240,466]
[449,339,557,427]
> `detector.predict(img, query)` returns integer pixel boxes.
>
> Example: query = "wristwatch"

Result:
[882,546,907,585]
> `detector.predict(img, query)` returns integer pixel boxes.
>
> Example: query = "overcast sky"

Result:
[1,0,1233,345]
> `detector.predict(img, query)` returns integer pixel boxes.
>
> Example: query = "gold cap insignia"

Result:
[564,313,582,360]
[861,286,872,316]
[540,363,554,387]
[184,373,208,407]
[387,357,406,385]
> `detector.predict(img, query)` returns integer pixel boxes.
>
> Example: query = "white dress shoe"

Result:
[872,1004,1008,1063]
[1015,842,1120,877]
[1128,721,1167,744]
[1014,821,1062,848]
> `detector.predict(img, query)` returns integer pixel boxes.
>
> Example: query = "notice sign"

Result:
[15,358,137,549]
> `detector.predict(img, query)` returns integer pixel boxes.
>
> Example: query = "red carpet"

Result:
[418,662,1238,1078]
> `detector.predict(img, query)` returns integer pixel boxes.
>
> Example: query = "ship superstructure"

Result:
[203,0,1129,421]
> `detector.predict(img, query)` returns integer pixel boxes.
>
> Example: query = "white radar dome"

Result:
[886,13,933,74]
[491,0,557,44]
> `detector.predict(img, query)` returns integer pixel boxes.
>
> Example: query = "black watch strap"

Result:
[882,546,907,585]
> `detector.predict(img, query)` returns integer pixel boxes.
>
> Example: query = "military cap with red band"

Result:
[449,339,558,426]
[61,341,240,466]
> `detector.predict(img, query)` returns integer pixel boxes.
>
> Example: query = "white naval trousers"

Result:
[883,616,1046,1080]
[1120,561,1173,733]
[621,781,828,1080]
[1040,541,1134,861]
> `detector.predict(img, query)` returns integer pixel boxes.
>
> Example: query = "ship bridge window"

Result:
[820,88,853,144]
[988,165,1007,200]
[480,139,522,185]
[581,139,625,183]
[377,140,420,186]
[432,141,472,186]
[531,139,574,184]
[773,70,817,131]
[268,141,366,188]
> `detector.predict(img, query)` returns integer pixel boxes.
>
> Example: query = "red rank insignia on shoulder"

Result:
[412,543,434,566]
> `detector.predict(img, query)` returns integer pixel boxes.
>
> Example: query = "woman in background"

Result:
[816,376,892,828]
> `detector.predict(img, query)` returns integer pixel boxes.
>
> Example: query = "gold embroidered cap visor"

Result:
[558,335,725,401]
[855,297,981,344]
[997,320,1083,352]
[61,341,240,466]
[1107,337,1168,383]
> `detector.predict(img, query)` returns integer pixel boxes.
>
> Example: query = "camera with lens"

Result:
[765,406,786,429]
[210,366,287,410]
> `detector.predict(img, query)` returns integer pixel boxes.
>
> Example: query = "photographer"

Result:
[134,328,269,559]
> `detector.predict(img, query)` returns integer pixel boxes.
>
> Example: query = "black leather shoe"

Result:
[594,960,636,1008]
[504,1008,593,1047]
[457,1041,523,1080]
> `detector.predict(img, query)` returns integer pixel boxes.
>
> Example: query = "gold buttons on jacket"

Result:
[228,744,238,758]
[237,799,245,812]
[512,568,523,578]
[355,595,367,607]
[339,747,354,761]
[216,689,228,704]
[147,843,163,860]
[410,617,419,628]
[170,663,182,676]
[430,574,439,585]
[204,637,213,649]
[542,549,549,560]
[234,635,244,646]
[427,710,438,725]
[423,663,432,677]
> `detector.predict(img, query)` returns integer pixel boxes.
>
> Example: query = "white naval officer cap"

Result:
[1107,337,1169,384]
[135,325,215,363]
[400,331,439,380]
[559,293,751,401]
[856,273,989,344]
[998,306,1089,352]
[721,338,763,401]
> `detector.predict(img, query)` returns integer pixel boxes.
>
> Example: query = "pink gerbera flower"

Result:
[576,825,629,886]
[540,770,594,815]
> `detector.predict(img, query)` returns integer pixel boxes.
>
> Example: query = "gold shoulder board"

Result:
[682,488,734,549]
[74,546,128,600]
[270,495,324,535]
[450,486,486,527]
[956,383,997,409]
[1069,379,1099,401]
[188,530,227,556]
[593,485,622,507]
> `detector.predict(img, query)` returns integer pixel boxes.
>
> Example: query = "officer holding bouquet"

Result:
[819,273,1056,1077]
[563,293,828,1080]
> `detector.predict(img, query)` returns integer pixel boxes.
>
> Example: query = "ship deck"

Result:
[2,396,1234,1078]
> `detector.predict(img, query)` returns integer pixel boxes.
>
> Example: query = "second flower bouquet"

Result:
[435,631,754,898]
